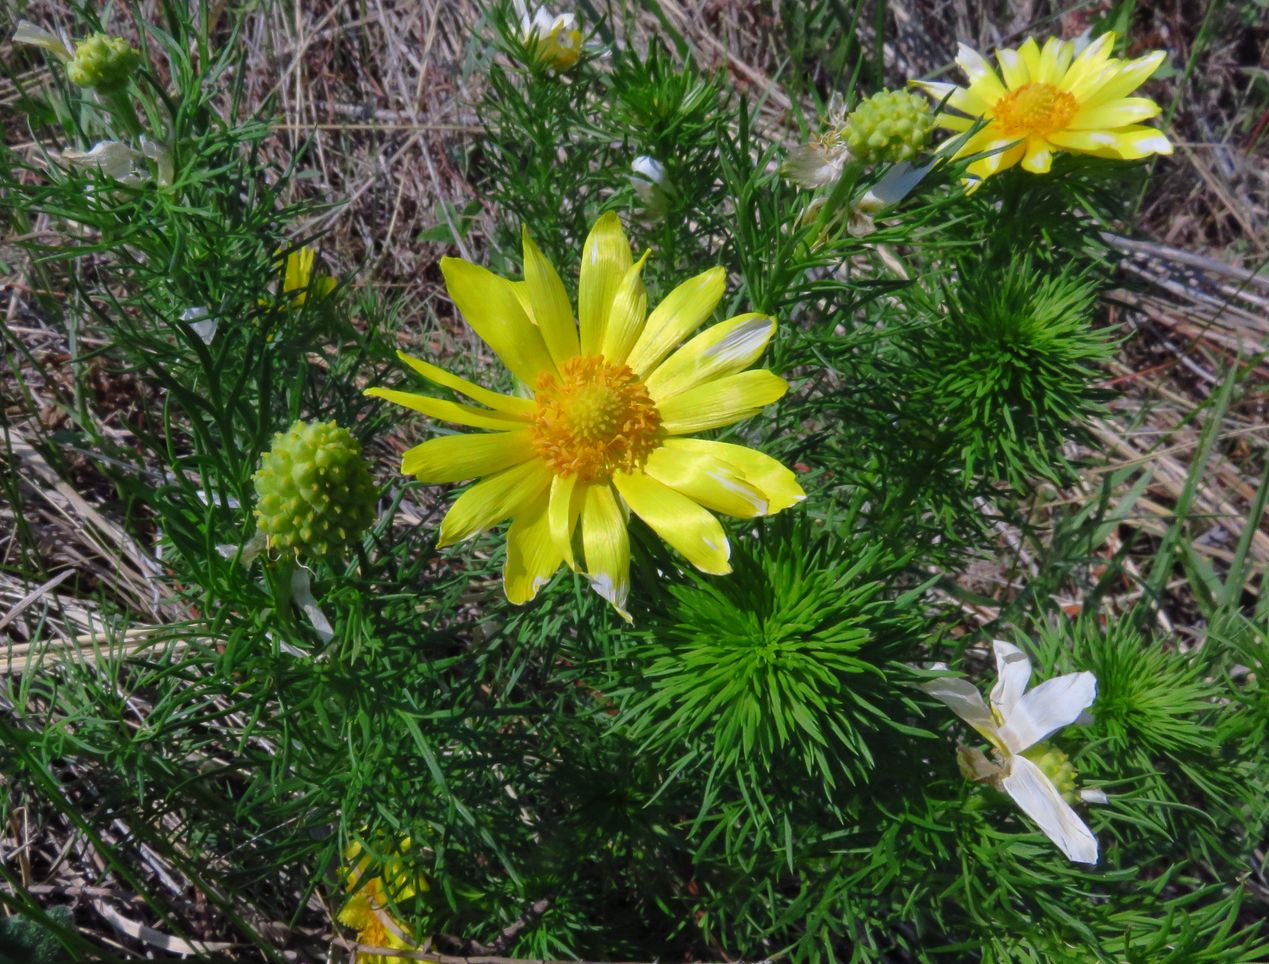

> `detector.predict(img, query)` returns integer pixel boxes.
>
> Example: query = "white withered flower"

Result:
[921,640,1103,864]
[630,155,672,219]
[12,20,73,61]
[60,140,148,185]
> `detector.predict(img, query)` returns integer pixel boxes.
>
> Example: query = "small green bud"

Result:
[843,89,934,164]
[253,420,377,558]
[66,33,141,92]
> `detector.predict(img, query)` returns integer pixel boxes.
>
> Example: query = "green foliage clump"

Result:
[844,88,933,163]
[66,33,140,92]
[253,419,376,557]
[620,519,922,791]
[908,258,1115,488]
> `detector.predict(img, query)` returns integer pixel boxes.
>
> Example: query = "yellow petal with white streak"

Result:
[645,313,775,402]
[581,483,631,620]
[626,267,727,377]
[614,471,731,574]
[642,444,768,518]
[657,438,805,514]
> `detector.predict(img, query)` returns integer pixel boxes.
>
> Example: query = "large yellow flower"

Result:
[367,213,805,619]
[915,32,1173,184]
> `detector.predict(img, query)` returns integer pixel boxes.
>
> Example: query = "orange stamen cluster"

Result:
[531,355,662,482]
[993,82,1078,136]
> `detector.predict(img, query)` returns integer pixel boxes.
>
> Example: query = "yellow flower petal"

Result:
[438,459,552,547]
[1035,36,1073,86]
[600,251,650,366]
[549,473,582,570]
[441,256,557,386]
[1069,97,1161,130]
[1074,50,1166,106]
[911,79,991,118]
[643,444,769,518]
[1017,37,1042,79]
[338,893,374,931]
[995,46,1030,89]
[956,41,1007,106]
[657,369,788,435]
[1021,136,1054,174]
[963,138,1026,182]
[401,430,536,483]
[580,483,631,620]
[521,227,580,367]
[364,388,526,431]
[578,212,633,355]
[645,313,775,403]
[625,266,727,377]
[395,352,535,418]
[1057,32,1116,94]
[614,471,730,575]
[504,492,563,604]
[653,438,805,515]
[1047,125,1172,158]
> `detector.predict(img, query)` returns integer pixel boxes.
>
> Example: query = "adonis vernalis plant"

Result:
[2,2,1265,961]
[367,213,804,619]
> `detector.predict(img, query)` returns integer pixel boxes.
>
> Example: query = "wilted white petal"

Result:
[1080,787,1109,805]
[180,306,218,343]
[997,671,1098,754]
[13,20,73,60]
[290,566,334,644]
[1000,754,1099,864]
[217,530,266,566]
[61,140,147,184]
[990,639,1032,717]
[631,154,666,185]
[140,135,173,187]
[782,141,845,188]
[920,676,1000,744]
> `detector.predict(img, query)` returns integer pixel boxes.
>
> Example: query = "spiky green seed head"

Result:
[66,33,141,92]
[843,89,933,164]
[253,420,376,558]
[1022,743,1079,804]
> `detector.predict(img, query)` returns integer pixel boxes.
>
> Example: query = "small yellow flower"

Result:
[366,213,805,620]
[337,838,426,964]
[914,32,1173,185]
[267,247,336,308]
[519,6,583,71]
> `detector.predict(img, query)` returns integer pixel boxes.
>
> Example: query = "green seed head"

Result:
[843,89,934,164]
[1022,743,1079,804]
[253,420,376,558]
[66,33,141,92]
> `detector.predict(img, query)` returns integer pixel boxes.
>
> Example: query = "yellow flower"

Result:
[520,6,583,72]
[367,213,805,620]
[266,246,336,309]
[337,838,426,964]
[914,33,1173,185]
